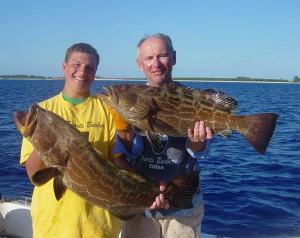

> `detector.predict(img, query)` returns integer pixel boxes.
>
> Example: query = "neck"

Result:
[148,78,173,87]
[62,91,88,105]
[62,88,90,99]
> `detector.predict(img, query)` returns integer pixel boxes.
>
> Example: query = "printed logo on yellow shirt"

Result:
[87,121,104,128]
[67,121,84,129]
[67,121,105,129]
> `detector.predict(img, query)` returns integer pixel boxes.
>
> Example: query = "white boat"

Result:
[0,198,224,238]
[0,198,32,238]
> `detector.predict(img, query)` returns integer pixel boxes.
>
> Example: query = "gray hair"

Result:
[137,33,174,58]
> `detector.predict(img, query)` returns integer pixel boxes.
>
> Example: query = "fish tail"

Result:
[237,113,279,154]
[165,170,199,209]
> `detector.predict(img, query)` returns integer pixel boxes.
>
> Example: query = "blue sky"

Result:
[0,0,299,79]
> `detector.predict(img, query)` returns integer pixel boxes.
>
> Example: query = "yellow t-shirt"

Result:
[20,92,122,238]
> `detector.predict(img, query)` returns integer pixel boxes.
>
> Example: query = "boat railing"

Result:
[0,195,31,206]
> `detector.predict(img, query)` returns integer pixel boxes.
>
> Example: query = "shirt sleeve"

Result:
[113,133,144,158]
[102,102,118,161]
[185,139,211,160]
[20,137,34,165]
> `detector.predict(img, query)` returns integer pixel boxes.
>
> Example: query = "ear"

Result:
[62,62,67,72]
[136,58,144,72]
[172,50,176,66]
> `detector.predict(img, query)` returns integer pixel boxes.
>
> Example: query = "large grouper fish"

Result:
[98,82,279,154]
[13,104,199,220]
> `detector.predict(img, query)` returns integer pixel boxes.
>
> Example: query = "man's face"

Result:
[62,52,98,98]
[137,37,176,87]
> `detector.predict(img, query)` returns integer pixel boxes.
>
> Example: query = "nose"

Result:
[152,57,162,67]
[78,64,93,75]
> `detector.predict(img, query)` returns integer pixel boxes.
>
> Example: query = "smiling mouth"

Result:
[152,70,165,75]
[73,76,89,81]
[73,77,92,87]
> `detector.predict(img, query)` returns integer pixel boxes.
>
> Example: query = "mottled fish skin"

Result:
[98,82,279,154]
[13,104,199,220]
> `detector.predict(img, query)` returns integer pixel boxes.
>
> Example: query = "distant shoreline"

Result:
[0,77,298,84]
[0,74,299,84]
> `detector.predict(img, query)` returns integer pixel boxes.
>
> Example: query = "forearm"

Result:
[112,155,135,172]
[25,150,45,180]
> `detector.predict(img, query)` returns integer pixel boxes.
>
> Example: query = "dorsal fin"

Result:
[192,88,238,113]
[160,82,238,112]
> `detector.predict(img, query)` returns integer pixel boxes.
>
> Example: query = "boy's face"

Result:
[62,52,98,98]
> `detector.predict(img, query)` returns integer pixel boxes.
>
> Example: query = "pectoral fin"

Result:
[149,118,179,135]
[53,176,67,201]
[31,167,67,201]
[145,131,162,150]
[125,99,154,121]
[130,98,161,131]
[31,167,60,186]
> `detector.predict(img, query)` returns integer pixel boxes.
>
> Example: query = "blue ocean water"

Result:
[0,79,299,238]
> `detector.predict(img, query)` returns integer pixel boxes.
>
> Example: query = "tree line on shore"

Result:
[1,74,299,82]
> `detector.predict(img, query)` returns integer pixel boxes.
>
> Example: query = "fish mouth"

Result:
[14,104,39,137]
[102,86,119,105]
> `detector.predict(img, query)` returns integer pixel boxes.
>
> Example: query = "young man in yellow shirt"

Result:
[20,43,122,237]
